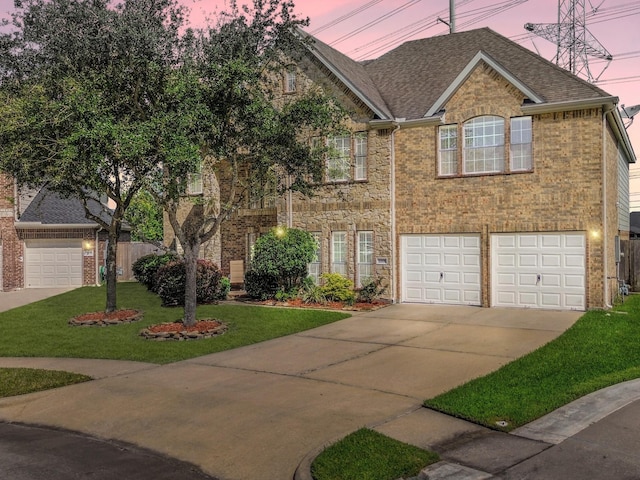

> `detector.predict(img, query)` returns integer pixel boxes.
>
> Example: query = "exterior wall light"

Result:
[83,240,94,250]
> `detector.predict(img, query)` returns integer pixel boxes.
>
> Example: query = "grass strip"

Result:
[0,368,91,398]
[425,296,640,431]
[311,428,439,480]
[0,282,350,364]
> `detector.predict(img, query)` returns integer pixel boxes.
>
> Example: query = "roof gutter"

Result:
[370,116,443,130]
[521,96,618,115]
[15,222,97,229]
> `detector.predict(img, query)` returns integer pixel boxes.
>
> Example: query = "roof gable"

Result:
[424,51,544,117]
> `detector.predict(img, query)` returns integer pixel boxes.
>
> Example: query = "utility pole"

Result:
[524,0,612,83]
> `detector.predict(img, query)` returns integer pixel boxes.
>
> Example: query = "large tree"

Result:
[0,0,192,312]
[152,0,346,326]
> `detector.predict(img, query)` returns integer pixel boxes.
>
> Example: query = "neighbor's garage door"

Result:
[401,234,481,305]
[491,233,585,310]
[25,239,83,288]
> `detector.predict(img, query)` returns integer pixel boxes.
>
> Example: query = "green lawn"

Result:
[311,429,439,480]
[425,296,640,431]
[0,368,91,398]
[0,282,350,364]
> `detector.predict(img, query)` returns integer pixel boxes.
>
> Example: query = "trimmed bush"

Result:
[132,253,177,292]
[156,259,224,306]
[250,227,317,292]
[244,269,279,300]
[320,273,356,305]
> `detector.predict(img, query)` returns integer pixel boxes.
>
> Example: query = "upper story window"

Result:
[464,116,505,174]
[187,162,203,195]
[249,171,277,209]
[326,132,368,183]
[438,125,458,176]
[510,116,532,171]
[284,68,296,93]
[438,116,532,177]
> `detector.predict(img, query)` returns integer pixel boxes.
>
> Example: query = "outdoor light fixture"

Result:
[274,226,286,238]
[83,240,94,250]
[590,230,601,240]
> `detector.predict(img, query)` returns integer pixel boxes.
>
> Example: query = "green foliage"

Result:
[298,281,327,305]
[320,273,356,305]
[425,299,640,431]
[244,269,279,300]
[357,276,387,303]
[0,283,350,364]
[311,428,439,480]
[132,253,178,292]
[0,368,91,399]
[219,277,231,300]
[156,259,224,306]
[250,227,317,293]
[125,189,163,242]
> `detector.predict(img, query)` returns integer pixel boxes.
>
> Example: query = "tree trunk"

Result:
[105,227,119,313]
[183,243,199,327]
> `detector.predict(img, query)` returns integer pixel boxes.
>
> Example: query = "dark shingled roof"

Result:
[18,187,110,226]
[304,34,393,119]
[307,27,613,121]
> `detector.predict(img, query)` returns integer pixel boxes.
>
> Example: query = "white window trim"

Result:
[438,124,458,177]
[357,231,374,287]
[326,132,368,183]
[187,163,203,195]
[284,69,296,93]
[308,232,321,284]
[463,115,505,175]
[331,231,347,275]
[509,116,533,172]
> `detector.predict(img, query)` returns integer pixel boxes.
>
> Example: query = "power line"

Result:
[310,0,385,35]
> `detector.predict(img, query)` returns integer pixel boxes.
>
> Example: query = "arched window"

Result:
[463,116,505,174]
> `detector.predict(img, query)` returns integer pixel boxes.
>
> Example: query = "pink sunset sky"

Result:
[2,0,640,207]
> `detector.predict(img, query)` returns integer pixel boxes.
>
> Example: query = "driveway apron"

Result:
[0,304,580,480]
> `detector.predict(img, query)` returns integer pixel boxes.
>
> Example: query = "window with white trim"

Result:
[464,116,505,174]
[510,116,532,171]
[354,133,368,180]
[308,232,321,284]
[438,125,458,176]
[357,231,373,287]
[327,136,351,182]
[187,162,203,195]
[331,231,347,275]
[326,132,368,183]
[284,69,296,93]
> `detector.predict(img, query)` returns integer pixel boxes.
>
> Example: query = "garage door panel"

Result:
[401,234,481,305]
[492,233,585,310]
[25,240,83,288]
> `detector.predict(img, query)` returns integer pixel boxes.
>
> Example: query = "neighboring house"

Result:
[0,175,129,290]
[171,27,636,311]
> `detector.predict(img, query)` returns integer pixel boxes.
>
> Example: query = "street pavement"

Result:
[1,290,639,479]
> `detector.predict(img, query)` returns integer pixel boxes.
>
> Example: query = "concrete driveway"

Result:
[0,304,580,480]
[0,287,76,313]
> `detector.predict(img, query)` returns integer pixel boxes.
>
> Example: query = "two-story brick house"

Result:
[184,27,636,310]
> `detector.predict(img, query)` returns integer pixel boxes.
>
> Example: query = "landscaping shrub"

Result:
[250,227,317,293]
[298,280,327,305]
[156,259,224,306]
[244,269,279,300]
[357,276,387,303]
[320,273,356,305]
[132,253,177,292]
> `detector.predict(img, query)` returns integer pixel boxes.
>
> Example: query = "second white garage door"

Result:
[25,239,83,288]
[401,234,481,305]
[491,233,585,310]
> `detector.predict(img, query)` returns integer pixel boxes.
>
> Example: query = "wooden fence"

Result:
[116,242,163,281]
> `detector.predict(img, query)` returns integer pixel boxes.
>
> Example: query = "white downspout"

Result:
[390,123,400,303]
[603,108,612,308]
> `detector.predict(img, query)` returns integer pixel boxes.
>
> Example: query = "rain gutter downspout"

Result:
[390,121,401,303]
[603,105,613,308]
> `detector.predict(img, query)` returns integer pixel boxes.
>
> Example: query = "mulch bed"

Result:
[237,296,388,311]
[140,319,228,341]
[69,309,143,327]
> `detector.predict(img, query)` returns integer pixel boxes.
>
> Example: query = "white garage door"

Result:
[491,233,585,310]
[25,239,83,288]
[401,234,481,305]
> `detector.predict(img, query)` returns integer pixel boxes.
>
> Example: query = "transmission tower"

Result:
[524,0,612,83]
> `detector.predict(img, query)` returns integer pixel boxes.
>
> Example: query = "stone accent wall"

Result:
[0,174,21,290]
[393,62,609,308]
